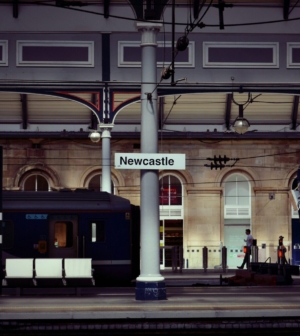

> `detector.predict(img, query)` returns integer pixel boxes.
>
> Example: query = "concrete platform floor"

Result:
[1,269,300,321]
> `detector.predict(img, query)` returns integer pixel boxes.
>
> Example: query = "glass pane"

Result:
[292,177,298,190]
[164,220,183,267]
[159,175,182,206]
[89,175,100,191]
[92,223,96,242]
[24,174,49,191]
[88,174,114,194]
[91,220,105,242]
[170,176,182,205]
[24,175,36,191]
[225,175,250,206]
[54,221,73,248]
[37,175,49,191]
[238,180,249,206]
[225,181,237,205]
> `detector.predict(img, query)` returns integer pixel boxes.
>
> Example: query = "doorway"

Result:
[224,224,250,268]
[160,219,183,269]
[48,214,78,258]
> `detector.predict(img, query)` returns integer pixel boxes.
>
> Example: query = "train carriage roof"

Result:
[2,190,131,212]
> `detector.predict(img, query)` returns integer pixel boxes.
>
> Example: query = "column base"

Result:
[135,281,166,300]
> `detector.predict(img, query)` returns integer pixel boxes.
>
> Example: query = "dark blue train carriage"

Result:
[1,190,140,286]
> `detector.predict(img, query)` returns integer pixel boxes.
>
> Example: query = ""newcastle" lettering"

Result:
[120,156,174,166]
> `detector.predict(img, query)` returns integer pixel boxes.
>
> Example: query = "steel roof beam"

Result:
[291,95,299,130]
[104,0,110,18]
[193,0,200,19]
[158,97,164,130]
[20,94,28,130]
[91,93,98,129]
[225,93,232,131]
[1,131,300,140]
[13,0,18,18]
[283,0,290,20]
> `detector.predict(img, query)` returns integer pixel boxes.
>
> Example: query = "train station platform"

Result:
[1,269,300,335]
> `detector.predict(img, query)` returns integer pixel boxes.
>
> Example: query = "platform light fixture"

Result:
[233,105,250,134]
[89,130,101,143]
[232,93,252,134]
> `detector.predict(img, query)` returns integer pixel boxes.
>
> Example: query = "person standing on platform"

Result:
[237,229,253,269]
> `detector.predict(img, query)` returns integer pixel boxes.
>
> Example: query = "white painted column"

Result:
[135,22,164,287]
[100,124,113,193]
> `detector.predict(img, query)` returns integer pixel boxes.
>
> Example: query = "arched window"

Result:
[23,174,50,191]
[159,174,183,269]
[224,173,251,218]
[225,174,250,206]
[88,174,115,194]
[159,175,182,206]
[223,173,251,268]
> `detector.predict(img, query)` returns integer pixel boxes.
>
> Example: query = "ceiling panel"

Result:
[164,93,227,123]
[26,94,91,123]
[0,93,22,122]
[231,93,294,124]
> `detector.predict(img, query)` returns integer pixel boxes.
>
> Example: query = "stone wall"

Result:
[1,137,298,268]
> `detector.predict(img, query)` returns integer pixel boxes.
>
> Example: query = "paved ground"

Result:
[0,269,300,320]
[1,270,300,335]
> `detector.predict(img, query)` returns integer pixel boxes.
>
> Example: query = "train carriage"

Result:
[1,190,140,286]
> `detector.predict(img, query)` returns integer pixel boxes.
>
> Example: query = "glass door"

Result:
[160,219,183,268]
[224,224,250,268]
[160,220,165,269]
[48,214,78,258]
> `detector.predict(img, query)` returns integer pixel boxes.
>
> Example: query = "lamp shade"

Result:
[89,130,101,143]
[233,117,250,134]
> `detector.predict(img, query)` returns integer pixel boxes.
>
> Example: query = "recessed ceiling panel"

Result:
[0,92,22,122]
[231,93,294,124]
[27,94,91,123]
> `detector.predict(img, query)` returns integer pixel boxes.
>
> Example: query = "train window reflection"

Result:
[91,221,105,242]
[54,221,73,248]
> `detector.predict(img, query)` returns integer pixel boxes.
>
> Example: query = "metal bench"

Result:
[35,258,64,287]
[3,258,95,296]
[4,258,35,295]
[64,258,95,295]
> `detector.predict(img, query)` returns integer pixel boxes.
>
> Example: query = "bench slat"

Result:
[64,258,93,278]
[35,259,63,279]
[5,259,34,278]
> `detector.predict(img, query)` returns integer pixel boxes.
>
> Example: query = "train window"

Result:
[2,221,14,249]
[54,221,73,248]
[91,221,105,242]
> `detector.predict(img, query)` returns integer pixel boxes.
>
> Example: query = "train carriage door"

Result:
[48,215,78,258]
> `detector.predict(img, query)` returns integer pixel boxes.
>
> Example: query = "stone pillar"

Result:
[135,22,166,300]
[100,124,113,193]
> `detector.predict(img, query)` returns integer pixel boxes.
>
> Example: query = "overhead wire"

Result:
[289,0,300,15]
[9,0,299,29]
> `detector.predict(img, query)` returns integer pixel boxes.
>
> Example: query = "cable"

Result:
[289,0,300,15]
[162,95,181,127]
[202,16,300,28]
[1,1,300,44]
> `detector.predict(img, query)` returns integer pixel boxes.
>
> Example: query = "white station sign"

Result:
[115,153,186,170]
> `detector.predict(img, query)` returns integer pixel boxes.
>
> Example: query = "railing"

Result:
[162,245,268,273]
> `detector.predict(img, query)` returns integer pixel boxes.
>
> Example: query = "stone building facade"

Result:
[2,136,298,268]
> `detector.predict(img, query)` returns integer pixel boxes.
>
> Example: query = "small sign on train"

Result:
[26,214,48,220]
